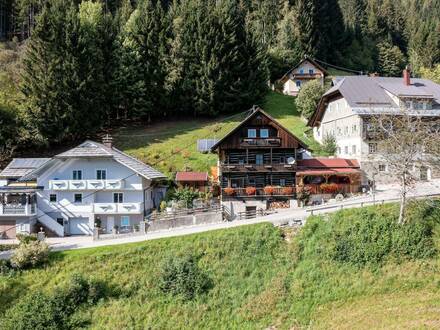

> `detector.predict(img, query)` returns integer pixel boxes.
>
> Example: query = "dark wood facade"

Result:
[212,108,308,199]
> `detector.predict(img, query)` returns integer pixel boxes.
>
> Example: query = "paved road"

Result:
[1,179,440,259]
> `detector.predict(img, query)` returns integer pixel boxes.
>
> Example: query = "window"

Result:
[247,129,257,138]
[248,178,256,186]
[426,102,433,110]
[299,69,304,74]
[96,169,107,180]
[49,194,57,203]
[352,145,356,154]
[74,193,82,203]
[344,146,348,154]
[337,147,341,154]
[121,216,130,227]
[309,69,314,74]
[379,164,387,172]
[56,218,64,226]
[352,125,357,133]
[113,193,123,203]
[296,80,301,87]
[260,128,269,138]
[414,101,424,110]
[405,101,412,109]
[280,178,286,186]
[369,143,377,154]
[344,126,349,135]
[72,170,82,180]
[256,154,264,165]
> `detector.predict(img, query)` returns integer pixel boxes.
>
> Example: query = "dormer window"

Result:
[247,129,257,138]
[260,129,269,138]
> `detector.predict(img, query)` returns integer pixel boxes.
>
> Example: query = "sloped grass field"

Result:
[114,92,321,177]
[1,202,440,329]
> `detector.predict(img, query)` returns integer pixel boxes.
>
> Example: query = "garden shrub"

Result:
[296,203,439,268]
[158,254,212,300]
[16,233,38,244]
[10,240,49,269]
[1,274,106,330]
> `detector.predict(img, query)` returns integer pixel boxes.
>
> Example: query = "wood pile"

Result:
[268,200,290,209]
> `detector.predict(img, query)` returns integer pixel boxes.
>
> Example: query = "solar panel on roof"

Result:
[197,139,219,153]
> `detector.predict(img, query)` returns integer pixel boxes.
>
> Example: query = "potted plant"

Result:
[245,186,256,196]
[224,187,235,196]
[263,186,275,195]
[320,183,338,194]
[112,225,119,235]
[282,186,294,195]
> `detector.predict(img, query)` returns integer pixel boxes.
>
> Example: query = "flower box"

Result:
[245,186,256,195]
[282,187,294,195]
[224,187,235,196]
[263,186,275,195]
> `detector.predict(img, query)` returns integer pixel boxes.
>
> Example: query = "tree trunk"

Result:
[398,174,407,224]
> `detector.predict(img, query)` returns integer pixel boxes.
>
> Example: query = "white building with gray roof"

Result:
[0,137,166,238]
[308,70,440,184]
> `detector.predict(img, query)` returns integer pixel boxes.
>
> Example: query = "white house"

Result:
[279,58,328,96]
[308,70,440,183]
[0,137,166,238]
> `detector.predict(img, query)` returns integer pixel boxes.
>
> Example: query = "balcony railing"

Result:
[222,187,295,199]
[93,202,143,214]
[0,203,37,216]
[221,163,295,172]
[240,138,281,147]
[50,179,125,191]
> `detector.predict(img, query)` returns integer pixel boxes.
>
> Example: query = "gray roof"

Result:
[324,76,440,108]
[0,158,51,178]
[56,141,166,180]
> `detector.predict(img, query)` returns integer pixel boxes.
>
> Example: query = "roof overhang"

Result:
[307,90,343,127]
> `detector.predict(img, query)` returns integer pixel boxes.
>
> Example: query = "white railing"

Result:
[50,179,125,191]
[0,203,37,216]
[93,202,143,214]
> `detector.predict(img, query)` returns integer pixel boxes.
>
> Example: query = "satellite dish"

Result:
[287,157,296,165]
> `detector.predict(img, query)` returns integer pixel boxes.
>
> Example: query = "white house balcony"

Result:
[0,190,38,216]
[50,179,125,191]
[93,202,143,214]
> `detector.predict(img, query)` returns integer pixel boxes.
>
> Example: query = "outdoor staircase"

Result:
[36,210,65,237]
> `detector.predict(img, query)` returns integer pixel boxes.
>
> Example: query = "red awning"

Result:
[175,172,208,182]
[296,168,361,176]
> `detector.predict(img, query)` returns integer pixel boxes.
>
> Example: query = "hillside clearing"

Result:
[114,92,321,177]
[1,203,440,329]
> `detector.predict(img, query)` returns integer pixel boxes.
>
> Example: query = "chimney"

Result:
[102,134,113,148]
[403,66,411,86]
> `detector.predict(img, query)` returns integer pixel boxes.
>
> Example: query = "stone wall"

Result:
[147,211,223,232]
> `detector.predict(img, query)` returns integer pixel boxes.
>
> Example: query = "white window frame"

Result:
[73,193,83,204]
[120,216,130,227]
[247,129,257,138]
[256,154,264,165]
[296,80,301,87]
[260,128,269,138]
[352,145,356,154]
[309,69,314,74]
[378,164,387,172]
[369,143,377,154]
[113,192,124,203]
[344,146,348,154]
[72,170,82,180]
[96,169,107,180]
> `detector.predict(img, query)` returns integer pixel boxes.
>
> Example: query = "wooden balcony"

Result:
[240,138,281,147]
[221,163,296,173]
[221,187,295,200]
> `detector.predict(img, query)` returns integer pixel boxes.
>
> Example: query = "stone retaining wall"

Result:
[147,211,223,232]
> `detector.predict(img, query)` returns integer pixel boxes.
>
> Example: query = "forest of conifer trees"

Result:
[0,0,439,153]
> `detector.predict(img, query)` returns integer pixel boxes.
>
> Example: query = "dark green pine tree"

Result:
[22,0,76,143]
[117,0,167,120]
[296,0,347,63]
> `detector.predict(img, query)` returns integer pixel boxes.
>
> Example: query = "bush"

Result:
[16,233,38,244]
[170,187,200,208]
[10,240,49,269]
[295,80,325,119]
[296,203,439,268]
[1,274,106,330]
[158,254,212,300]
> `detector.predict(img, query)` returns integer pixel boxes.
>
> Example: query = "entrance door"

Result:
[107,216,114,234]
[420,166,430,181]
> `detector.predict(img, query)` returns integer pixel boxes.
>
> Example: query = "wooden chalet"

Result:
[211,107,308,213]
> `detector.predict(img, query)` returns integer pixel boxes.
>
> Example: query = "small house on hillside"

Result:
[279,57,328,96]
[175,171,209,192]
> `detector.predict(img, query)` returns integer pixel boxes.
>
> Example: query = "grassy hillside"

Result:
[114,91,321,177]
[2,203,440,329]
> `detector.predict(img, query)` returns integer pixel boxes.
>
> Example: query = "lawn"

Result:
[2,204,440,329]
[114,91,321,177]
